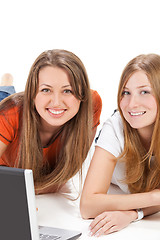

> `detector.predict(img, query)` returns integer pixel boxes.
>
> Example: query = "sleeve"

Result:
[0,107,19,145]
[95,111,124,157]
[0,158,8,166]
[91,90,102,129]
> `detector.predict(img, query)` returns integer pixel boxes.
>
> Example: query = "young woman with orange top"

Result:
[0,49,102,194]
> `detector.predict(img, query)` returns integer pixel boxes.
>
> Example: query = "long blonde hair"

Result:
[1,49,93,191]
[117,54,160,193]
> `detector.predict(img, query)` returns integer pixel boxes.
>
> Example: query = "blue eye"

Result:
[141,90,150,94]
[122,91,130,95]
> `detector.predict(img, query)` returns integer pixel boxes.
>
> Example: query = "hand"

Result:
[89,210,137,236]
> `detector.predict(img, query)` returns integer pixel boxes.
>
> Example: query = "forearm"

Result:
[80,146,160,219]
[80,191,160,219]
[142,205,160,217]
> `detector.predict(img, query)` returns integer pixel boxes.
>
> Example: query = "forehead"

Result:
[125,70,151,88]
[38,66,71,85]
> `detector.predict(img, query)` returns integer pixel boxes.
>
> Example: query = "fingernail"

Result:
[88,225,91,230]
[95,232,100,237]
[88,231,93,237]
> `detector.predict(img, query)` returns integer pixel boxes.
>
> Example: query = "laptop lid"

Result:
[0,166,82,240]
[0,166,39,240]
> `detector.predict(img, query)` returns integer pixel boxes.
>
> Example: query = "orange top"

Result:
[0,90,102,167]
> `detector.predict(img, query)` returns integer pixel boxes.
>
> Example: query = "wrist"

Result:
[130,210,138,222]
[133,209,144,222]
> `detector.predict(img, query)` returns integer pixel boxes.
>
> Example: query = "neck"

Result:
[39,121,62,147]
[138,126,153,151]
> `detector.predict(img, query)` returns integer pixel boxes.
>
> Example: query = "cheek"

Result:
[70,97,81,113]
[73,100,81,113]
[151,100,158,116]
[147,97,157,110]
[119,97,130,111]
[119,99,125,111]
[34,94,43,112]
[67,96,79,105]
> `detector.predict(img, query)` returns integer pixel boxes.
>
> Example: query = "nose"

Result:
[128,94,139,108]
[51,93,62,106]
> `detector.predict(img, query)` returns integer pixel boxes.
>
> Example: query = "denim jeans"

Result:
[0,86,16,101]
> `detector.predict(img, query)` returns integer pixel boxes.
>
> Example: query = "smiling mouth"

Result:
[48,109,65,115]
[129,111,146,116]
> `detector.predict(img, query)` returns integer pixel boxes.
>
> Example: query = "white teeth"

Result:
[48,109,65,115]
[130,111,145,116]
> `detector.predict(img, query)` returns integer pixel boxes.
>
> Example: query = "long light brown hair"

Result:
[0,49,93,192]
[117,54,160,193]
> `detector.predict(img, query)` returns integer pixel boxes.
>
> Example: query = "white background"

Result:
[0,0,160,125]
[2,2,160,236]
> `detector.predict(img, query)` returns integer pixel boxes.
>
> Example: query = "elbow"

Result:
[80,200,89,219]
[80,196,95,219]
[80,200,90,219]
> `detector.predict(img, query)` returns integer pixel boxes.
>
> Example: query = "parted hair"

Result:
[0,49,93,192]
[117,54,160,193]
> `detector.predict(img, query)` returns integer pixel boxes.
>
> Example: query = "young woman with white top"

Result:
[80,54,160,236]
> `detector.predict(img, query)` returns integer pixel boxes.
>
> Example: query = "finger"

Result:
[104,225,118,235]
[90,218,108,235]
[94,222,114,237]
[89,212,107,229]
[90,215,112,236]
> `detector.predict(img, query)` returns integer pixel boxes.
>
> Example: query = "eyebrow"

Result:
[39,84,71,88]
[39,84,51,87]
[61,85,71,88]
[124,85,151,89]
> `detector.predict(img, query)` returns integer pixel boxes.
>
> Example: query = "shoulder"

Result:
[91,90,102,108]
[91,90,102,128]
[96,110,124,157]
[0,103,21,129]
[0,104,21,145]
[0,93,23,114]
[100,110,123,132]
[110,110,123,130]
[0,104,21,117]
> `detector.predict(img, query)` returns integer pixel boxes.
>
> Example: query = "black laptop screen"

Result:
[0,166,32,240]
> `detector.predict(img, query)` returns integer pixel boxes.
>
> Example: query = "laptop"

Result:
[0,166,82,240]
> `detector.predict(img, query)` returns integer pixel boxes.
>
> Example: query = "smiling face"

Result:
[120,70,157,137]
[34,66,81,132]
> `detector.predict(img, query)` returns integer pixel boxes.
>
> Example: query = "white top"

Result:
[95,110,130,193]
